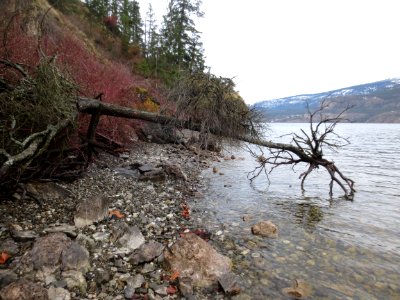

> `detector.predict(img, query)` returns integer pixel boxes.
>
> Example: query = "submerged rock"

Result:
[282,279,311,299]
[163,233,232,288]
[251,220,278,238]
[218,273,241,295]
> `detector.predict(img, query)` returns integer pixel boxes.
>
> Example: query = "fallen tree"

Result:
[76,97,356,199]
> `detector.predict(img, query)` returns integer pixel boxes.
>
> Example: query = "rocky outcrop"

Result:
[163,233,232,288]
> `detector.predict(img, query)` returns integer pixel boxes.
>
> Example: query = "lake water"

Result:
[192,123,400,299]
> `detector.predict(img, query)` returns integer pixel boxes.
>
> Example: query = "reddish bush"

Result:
[1,10,170,145]
[104,15,118,33]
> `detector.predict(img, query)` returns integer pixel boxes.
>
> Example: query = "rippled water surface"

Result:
[193,123,400,299]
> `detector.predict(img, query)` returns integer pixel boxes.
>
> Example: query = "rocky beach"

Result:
[0,141,244,299]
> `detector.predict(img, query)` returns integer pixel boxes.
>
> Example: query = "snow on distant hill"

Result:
[253,79,400,123]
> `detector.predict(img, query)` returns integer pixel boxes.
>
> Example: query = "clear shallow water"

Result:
[193,123,400,299]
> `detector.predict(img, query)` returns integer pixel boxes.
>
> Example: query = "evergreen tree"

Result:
[161,0,205,72]
[85,0,110,20]
[120,0,143,51]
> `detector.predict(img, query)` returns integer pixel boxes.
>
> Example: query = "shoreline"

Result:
[0,141,234,299]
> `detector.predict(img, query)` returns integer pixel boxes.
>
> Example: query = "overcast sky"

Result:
[138,0,400,104]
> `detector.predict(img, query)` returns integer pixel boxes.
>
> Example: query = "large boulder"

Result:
[163,233,232,288]
[30,233,72,270]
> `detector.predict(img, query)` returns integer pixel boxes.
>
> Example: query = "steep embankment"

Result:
[0,0,167,143]
[253,79,400,123]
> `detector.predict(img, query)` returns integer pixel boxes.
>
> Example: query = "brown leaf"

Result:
[170,271,180,281]
[0,252,10,264]
[109,209,125,219]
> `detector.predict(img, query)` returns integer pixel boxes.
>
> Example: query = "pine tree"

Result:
[120,0,143,51]
[85,0,110,20]
[161,0,205,72]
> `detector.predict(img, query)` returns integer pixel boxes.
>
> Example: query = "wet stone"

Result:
[218,273,241,296]
[251,220,278,238]
[163,233,232,288]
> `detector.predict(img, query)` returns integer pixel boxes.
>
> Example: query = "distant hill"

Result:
[253,79,400,123]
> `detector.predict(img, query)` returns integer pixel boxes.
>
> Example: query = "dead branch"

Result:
[0,119,71,179]
[245,101,355,199]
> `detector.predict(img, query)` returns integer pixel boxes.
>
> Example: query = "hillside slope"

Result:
[253,79,400,123]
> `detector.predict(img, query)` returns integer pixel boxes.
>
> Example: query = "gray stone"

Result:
[9,224,38,242]
[94,268,110,285]
[218,273,241,295]
[124,274,144,299]
[0,238,20,256]
[74,196,110,228]
[251,220,278,238]
[129,241,164,265]
[178,277,194,298]
[153,284,168,296]
[163,233,232,288]
[61,270,87,294]
[0,279,48,300]
[124,285,135,299]
[0,270,18,289]
[162,163,187,181]
[61,242,90,273]
[116,224,145,253]
[48,286,71,300]
[92,232,109,242]
[138,169,166,182]
[44,224,77,238]
[26,182,71,202]
[140,263,155,274]
[127,274,145,289]
[30,233,72,270]
[138,164,156,173]
[114,168,140,179]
